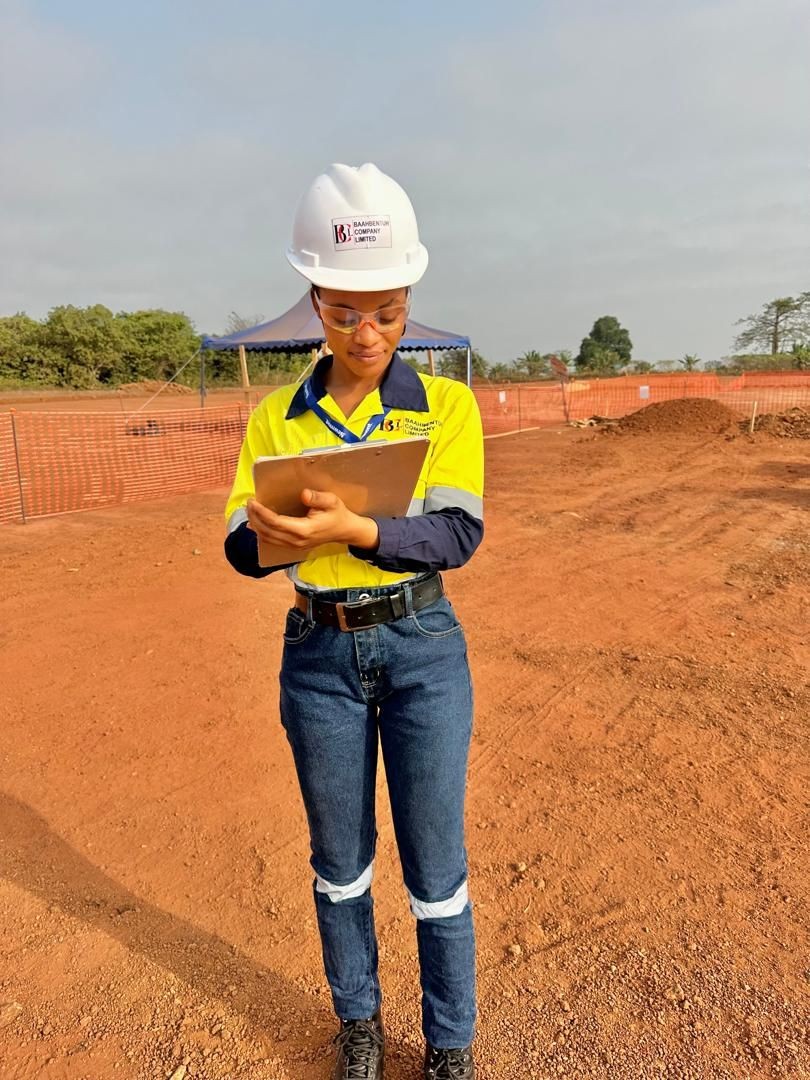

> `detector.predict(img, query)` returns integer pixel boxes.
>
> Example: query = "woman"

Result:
[224,163,483,1080]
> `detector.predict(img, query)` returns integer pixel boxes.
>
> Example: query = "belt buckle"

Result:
[335,593,375,633]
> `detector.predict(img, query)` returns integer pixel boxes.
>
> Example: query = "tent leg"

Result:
[428,348,435,376]
[466,345,472,388]
[238,345,250,404]
[199,351,206,409]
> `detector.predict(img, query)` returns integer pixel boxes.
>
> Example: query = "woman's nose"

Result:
[353,320,383,345]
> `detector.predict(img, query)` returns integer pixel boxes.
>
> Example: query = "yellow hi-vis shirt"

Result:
[224,353,484,590]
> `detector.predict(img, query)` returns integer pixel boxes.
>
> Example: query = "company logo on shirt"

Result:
[403,417,442,437]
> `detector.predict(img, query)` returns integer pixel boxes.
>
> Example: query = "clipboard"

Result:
[252,436,430,567]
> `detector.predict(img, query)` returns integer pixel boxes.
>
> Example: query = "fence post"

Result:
[9,410,27,524]
[560,379,571,424]
[518,385,522,432]
[199,351,206,409]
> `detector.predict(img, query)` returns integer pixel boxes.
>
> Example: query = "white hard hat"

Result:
[286,163,429,292]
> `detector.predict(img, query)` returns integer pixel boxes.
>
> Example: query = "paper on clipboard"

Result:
[252,436,430,567]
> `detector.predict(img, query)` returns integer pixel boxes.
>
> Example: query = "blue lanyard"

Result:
[303,378,391,444]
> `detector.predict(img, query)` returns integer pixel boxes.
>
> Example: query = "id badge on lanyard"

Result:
[303,378,391,444]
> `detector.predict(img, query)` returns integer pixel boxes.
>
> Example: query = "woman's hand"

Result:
[246,490,379,552]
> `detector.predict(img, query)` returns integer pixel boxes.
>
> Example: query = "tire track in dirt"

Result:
[468,431,805,786]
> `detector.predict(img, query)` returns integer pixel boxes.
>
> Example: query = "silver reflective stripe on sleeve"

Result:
[316,861,374,903]
[407,879,469,920]
[407,497,425,516]
[227,507,249,534]
[424,485,483,519]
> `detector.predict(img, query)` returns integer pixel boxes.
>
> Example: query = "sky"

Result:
[1,0,808,366]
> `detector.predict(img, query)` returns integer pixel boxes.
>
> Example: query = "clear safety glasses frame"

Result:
[314,290,411,335]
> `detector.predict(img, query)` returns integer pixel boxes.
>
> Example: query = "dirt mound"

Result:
[750,406,810,438]
[117,380,193,395]
[616,398,739,435]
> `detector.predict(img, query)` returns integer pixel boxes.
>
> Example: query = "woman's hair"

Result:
[310,285,411,302]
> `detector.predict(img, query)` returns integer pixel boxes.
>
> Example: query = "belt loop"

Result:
[306,593,314,622]
[403,579,415,617]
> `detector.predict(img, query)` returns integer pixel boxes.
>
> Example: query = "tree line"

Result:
[1,293,808,390]
[471,297,810,382]
[0,306,313,390]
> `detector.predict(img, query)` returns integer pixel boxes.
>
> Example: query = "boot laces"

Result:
[430,1047,472,1079]
[334,1018,383,1079]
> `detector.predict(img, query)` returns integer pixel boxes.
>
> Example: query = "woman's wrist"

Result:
[347,515,380,551]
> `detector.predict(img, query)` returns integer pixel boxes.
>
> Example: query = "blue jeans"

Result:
[279,577,477,1049]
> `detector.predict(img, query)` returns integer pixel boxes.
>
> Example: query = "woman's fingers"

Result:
[260,516,311,540]
[248,500,310,539]
[253,527,313,549]
[248,516,315,549]
[247,498,283,528]
[247,497,342,549]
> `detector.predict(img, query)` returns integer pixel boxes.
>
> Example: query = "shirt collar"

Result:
[285,352,429,419]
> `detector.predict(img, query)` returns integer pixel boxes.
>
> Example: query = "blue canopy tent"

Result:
[201,293,473,390]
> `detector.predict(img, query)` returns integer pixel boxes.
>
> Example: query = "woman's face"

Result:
[313,286,409,382]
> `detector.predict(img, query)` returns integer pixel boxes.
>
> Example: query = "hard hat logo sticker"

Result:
[332,215,392,251]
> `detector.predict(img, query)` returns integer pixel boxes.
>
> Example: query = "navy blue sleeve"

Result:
[224,521,295,579]
[349,507,484,574]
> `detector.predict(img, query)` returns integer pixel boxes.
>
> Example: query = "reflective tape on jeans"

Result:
[316,861,374,903]
[407,879,468,920]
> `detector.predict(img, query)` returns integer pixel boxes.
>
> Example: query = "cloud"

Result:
[0,2,103,130]
[1,0,808,362]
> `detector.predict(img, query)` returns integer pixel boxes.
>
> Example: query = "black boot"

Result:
[424,1044,475,1079]
[333,1011,384,1079]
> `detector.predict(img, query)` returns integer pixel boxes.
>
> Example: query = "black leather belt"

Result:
[294,573,443,632]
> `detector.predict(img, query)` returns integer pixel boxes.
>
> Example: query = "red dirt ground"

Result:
[1,429,808,1080]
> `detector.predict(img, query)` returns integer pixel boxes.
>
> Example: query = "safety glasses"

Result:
[315,291,410,335]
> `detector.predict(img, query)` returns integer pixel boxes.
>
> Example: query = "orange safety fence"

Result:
[475,375,810,432]
[732,371,810,388]
[0,406,248,524]
[1,374,808,524]
[0,414,24,524]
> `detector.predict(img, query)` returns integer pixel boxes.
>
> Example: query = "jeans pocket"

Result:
[409,597,464,639]
[283,607,316,645]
